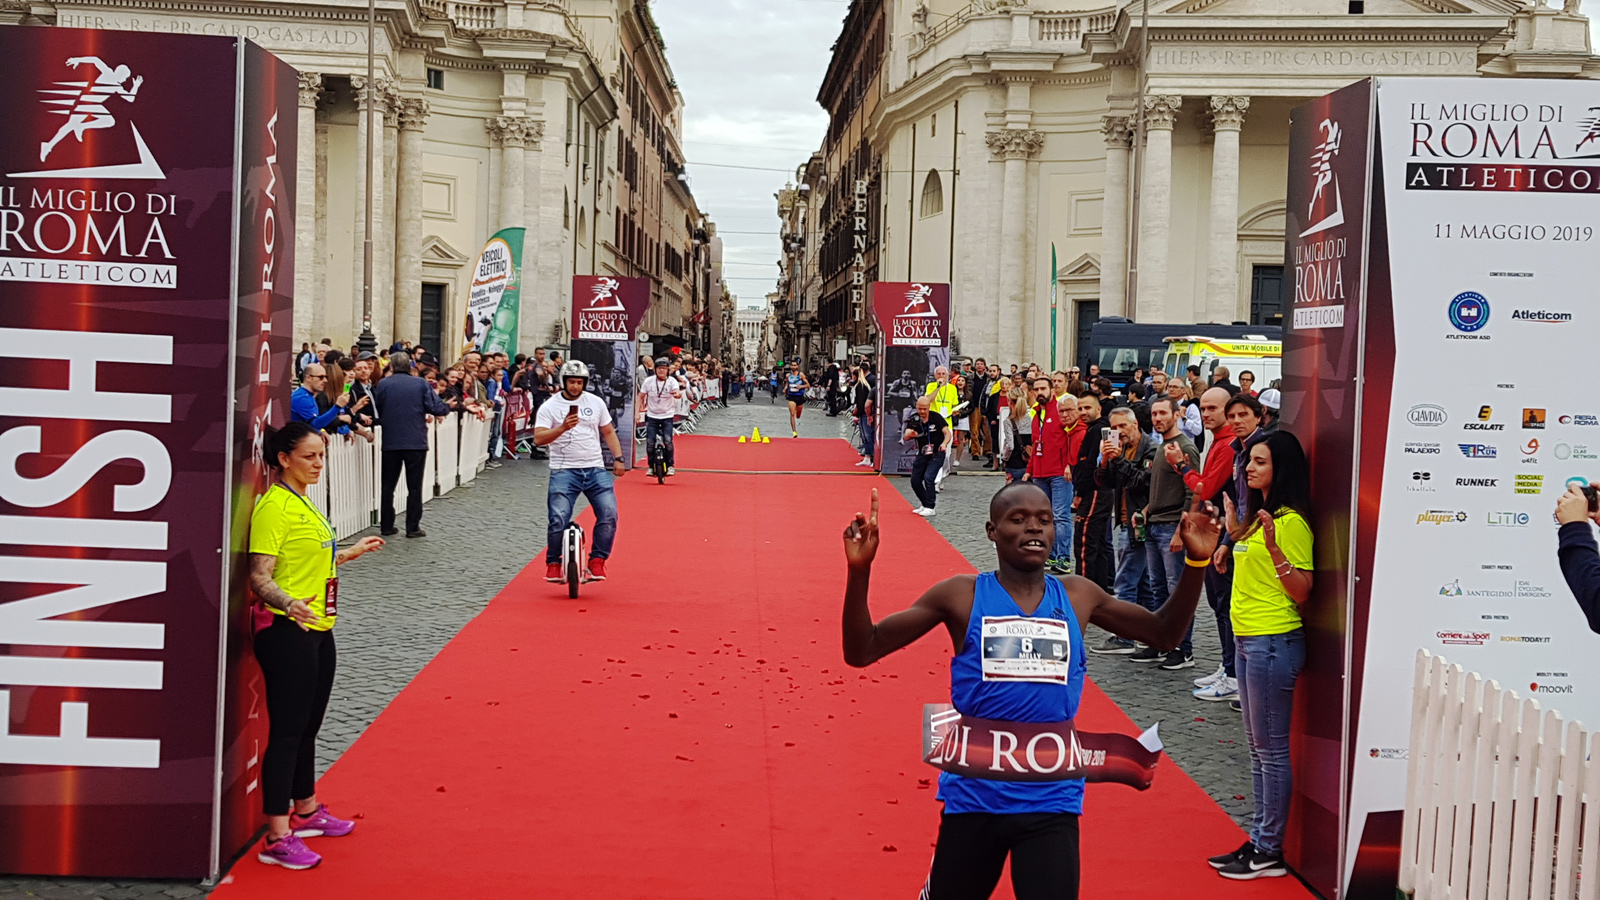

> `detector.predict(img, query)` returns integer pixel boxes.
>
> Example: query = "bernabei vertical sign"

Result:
[570,276,650,465]
[465,226,525,356]
[0,26,297,879]
[868,282,951,475]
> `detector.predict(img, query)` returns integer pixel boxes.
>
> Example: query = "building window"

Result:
[1251,265,1285,325]
[919,170,943,218]
[419,284,446,355]
[426,68,444,90]
[931,114,937,138]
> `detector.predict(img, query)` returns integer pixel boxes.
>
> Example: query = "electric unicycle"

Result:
[648,432,669,484]
[561,522,586,599]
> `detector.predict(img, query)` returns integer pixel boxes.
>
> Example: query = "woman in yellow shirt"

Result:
[249,420,385,870]
[1209,430,1313,881]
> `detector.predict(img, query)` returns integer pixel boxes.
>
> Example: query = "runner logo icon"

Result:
[9,56,166,179]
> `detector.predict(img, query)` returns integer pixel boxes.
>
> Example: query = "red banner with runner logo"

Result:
[922,704,1163,790]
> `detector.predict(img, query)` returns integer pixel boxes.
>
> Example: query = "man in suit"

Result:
[372,352,452,538]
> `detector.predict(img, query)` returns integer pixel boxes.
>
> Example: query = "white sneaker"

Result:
[855,458,873,467]
[1194,663,1226,689]
[911,506,925,514]
[1194,677,1239,702]
[666,466,676,475]
[920,507,938,518]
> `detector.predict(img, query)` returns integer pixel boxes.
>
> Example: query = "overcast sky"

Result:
[653,0,848,311]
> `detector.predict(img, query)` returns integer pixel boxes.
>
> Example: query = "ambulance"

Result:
[1162,335,1282,388]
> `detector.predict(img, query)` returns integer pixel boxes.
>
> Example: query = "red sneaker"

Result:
[586,558,608,581]
[545,562,563,582]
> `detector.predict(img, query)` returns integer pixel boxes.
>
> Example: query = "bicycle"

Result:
[560,521,586,598]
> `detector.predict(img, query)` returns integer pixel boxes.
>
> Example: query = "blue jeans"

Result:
[859,416,876,460]
[545,467,619,563]
[1112,525,1158,611]
[1032,476,1074,563]
[910,451,943,509]
[1144,522,1192,654]
[1235,629,1305,856]
[644,416,675,467]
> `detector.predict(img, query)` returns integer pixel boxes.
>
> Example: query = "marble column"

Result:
[314,108,330,341]
[1206,96,1250,325]
[1099,115,1134,319]
[394,98,430,346]
[379,83,400,346]
[351,75,390,342]
[1136,95,1181,322]
[985,127,1044,365]
[486,116,539,231]
[294,72,321,347]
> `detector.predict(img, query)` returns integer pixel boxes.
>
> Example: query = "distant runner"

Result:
[840,483,1220,899]
[785,361,810,437]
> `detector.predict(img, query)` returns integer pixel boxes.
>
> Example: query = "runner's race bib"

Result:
[324,577,340,617]
[922,704,1164,789]
[979,616,1070,683]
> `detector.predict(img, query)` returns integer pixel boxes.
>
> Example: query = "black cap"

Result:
[357,351,379,361]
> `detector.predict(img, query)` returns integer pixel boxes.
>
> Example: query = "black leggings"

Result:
[924,812,1080,900]
[253,617,337,816]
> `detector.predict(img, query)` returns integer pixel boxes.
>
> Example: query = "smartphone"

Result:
[568,404,579,417]
[1585,483,1599,513]
[1106,429,1121,449]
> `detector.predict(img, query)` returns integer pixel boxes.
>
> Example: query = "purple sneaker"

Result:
[257,834,321,869]
[291,803,356,838]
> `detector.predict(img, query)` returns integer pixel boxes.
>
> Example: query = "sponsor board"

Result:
[1404,441,1442,455]
[1446,291,1490,337]
[1417,509,1468,525]
[1407,404,1447,426]
[1436,629,1491,646]
[1486,511,1530,526]
[1514,473,1544,494]
[1407,471,1436,492]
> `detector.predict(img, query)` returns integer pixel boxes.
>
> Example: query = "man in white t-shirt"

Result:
[533,360,627,582]
[637,357,685,475]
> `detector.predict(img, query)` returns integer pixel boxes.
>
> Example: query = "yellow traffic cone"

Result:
[762,436,771,444]
[752,426,762,441]
[738,435,747,443]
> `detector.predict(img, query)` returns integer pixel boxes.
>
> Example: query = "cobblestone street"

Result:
[2,400,1249,899]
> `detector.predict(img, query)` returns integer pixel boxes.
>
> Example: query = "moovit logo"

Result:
[1408,404,1447,426]
[1448,291,1490,333]
[1530,682,1574,694]
[1417,509,1469,525]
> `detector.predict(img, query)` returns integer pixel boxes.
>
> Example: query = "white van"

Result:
[1162,336,1282,389]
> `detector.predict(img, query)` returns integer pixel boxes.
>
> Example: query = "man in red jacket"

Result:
[1024,376,1084,574]
[1169,385,1239,702]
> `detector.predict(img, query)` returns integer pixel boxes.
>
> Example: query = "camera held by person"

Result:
[1554,481,1600,633]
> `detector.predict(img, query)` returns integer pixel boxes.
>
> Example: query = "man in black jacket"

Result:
[372,352,452,538]
[1072,393,1114,590]
[1557,483,1600,632]
[1092,406,1159,654]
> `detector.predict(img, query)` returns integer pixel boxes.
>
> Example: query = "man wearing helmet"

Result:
[533,360,627,582]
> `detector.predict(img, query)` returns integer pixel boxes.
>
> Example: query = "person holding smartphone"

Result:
[1555,482,1600,633]
[534,360,626,582]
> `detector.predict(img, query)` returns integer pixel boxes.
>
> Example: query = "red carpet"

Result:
[671,433,868,473]
[213,441,1314,899]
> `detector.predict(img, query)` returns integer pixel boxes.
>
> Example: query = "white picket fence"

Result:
[305,414,492,539]
[1400,649,1599,900]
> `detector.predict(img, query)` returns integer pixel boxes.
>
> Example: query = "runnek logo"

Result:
[1449,292,1490,333]
[1459,443,1497,459]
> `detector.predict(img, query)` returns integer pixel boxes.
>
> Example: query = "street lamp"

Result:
[357,0,378,354]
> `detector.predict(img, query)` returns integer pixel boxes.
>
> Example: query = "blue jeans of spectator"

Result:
[644,416,675,468]
[1031,476,1074,563]
[1235,629,1305,856]
[1144,522,1192,654]
[859,416,876,461]
[545,467,618,564]
[1113,525,1158,611]
[1206,563,1237,677]
[1005,467,1027,483]
[911,450,943,509]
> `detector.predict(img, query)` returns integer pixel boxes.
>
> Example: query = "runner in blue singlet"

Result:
[840,482,1221,900]
[784,360,810,438]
